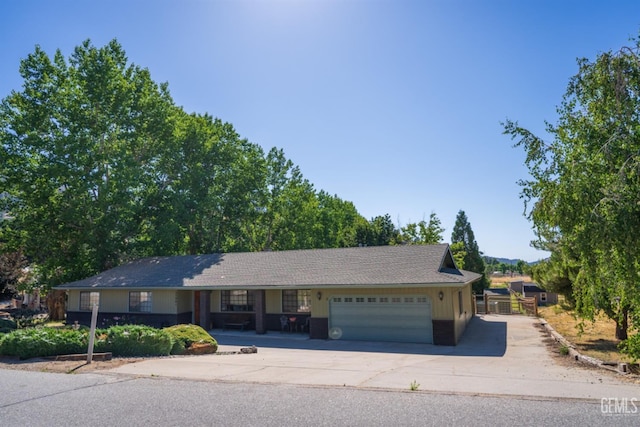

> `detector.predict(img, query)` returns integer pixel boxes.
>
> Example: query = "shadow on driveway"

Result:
[212,316,506,357]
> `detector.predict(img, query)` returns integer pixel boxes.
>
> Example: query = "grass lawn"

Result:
[538,300,634,364]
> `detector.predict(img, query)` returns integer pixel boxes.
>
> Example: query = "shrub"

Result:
[164,324,218,355]
[619,334,640,362]
[0,328,86,359]
[103,325,173,357]
[0,324,176,359]
[10,309,48,328]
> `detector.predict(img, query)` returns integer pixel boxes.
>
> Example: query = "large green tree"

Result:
[504,39,640,342]
[451,210,488,293]
[356,214,400,247]
[0,39,175,285]
[529,250,578,305]
[0,246,29,297]
[400,212,444,245]
[0,39,376,291]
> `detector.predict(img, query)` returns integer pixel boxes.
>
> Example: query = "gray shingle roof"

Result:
[57,244,481,290]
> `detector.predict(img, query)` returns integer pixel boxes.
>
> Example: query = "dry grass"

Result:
[489,274,531,287]
[538,300,633,363]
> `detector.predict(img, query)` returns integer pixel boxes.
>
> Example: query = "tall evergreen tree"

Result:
[451,210,488,293]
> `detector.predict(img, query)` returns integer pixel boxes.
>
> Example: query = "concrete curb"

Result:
[50,352,112,362]
[538,318,634,375]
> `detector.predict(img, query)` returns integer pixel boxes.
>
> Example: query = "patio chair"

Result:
[280,315,288,332]
[299,317,310,333]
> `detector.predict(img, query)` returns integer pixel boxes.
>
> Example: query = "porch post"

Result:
[199,290,211,330]
[254,290,267,334]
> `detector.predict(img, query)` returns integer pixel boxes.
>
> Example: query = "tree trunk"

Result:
[46,290,67,321]
[615,307,629,341]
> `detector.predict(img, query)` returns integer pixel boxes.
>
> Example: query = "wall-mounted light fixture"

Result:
[316,291,322,300]
[438,291,444,301]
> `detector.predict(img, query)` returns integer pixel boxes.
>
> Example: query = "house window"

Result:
[282,289,311,313]
[540,293,547,303]
[458,290,463,316]
[221,290,255,312]
[129,291,152,313]
[79,291,99,311]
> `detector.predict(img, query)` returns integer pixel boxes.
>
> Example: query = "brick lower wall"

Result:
[432,319,456,345]
[66,311,191,329]
[309,317,328,339]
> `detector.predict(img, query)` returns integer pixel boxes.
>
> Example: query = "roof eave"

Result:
[57,281,477,291]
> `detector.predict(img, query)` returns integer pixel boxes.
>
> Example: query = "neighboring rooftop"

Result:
[523,284,547,293]
[483,288,511,296]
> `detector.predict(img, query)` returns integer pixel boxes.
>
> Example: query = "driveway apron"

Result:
[108,315,639,400]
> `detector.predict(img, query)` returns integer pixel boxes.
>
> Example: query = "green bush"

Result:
[0,328,86,359]
[0,324,175,359]
[164,324,218,355]
[619,334,640,362]
[11,310,48,328]
[104,325,173,357]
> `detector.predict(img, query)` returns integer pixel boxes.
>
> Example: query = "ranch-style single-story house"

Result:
[57,244,481,345]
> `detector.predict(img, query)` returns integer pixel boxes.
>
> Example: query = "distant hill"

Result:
[484,256,543,266]
[484,256,520,265]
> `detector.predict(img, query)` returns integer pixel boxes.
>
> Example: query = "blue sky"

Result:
[2,0,640,262]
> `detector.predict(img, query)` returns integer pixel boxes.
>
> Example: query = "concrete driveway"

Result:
[109,315,639,400]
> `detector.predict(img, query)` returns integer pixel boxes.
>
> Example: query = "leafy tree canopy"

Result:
[400,212,444,245]
[504,36,640,343]
[0,39,370,288]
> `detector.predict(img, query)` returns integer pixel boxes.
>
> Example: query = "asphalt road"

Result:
[0,369,637,427]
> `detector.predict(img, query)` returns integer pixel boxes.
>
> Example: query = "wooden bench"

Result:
[223,315,251,331]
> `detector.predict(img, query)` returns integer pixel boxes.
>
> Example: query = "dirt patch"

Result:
[0,355,144,374]
[537,303,634,363]
[534,321,640,384]
[0,348,250,375]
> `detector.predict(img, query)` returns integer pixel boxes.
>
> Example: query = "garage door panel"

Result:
[329,295,433,344]
[339,326,430,342]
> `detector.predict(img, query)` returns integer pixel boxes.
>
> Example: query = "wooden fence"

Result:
[475,294,537,316]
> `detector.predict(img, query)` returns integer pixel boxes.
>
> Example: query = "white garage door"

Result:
[329,295,433,344]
